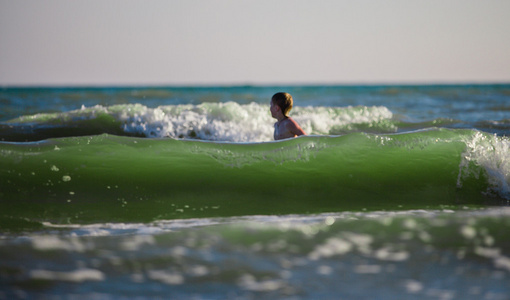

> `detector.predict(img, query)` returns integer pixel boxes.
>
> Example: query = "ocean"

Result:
[1,84,509,299]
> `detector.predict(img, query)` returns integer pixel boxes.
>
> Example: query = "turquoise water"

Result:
[1,85,509,299]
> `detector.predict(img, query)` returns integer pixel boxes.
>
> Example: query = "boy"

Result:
[270,92,306,140]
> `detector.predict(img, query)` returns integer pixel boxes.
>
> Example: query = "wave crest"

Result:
[3,103,395,142]
[458,132,510,200]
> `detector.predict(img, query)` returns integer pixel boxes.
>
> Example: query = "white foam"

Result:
[373,246,410,261]
[308,237,353,260]
[69,103,393,142]
[120,235,155,251]
[403,279,424,293]
[11,102,395,142]
[474,246,510,272]
[238,274,285,292]
[458,132,510,199]
[147,270,184,285]
[29,268,105,282]
[31,235,87,252]
[119,102,274,142]
[293,105,394,135]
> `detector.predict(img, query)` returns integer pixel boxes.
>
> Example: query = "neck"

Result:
[276,114,288,122]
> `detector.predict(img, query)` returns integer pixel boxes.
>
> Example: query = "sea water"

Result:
[0,85,509,299]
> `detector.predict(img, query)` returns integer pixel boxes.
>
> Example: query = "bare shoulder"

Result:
[274,117,306,140]
[284,117,300,127]
[284,117,306,136]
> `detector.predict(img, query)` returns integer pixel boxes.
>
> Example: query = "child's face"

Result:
[270,100,278,118]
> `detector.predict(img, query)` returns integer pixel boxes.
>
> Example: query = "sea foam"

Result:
[7,103,395,142]
[458,131,510,200]
[118,103,394,142]
[29,269,105,282]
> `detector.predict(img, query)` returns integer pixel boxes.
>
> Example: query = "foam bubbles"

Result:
[147,270,184,285]
[32,103,394,143]
[308,238,353,260]
[119,102,273,142]
[460,225,476,239]
[120,235,155,251]
[374,247,410,261]
[293,105,395,135]
[30,268,105,282]
[458,132,510,200]
[238,274,285,292]
[31,236,87,252]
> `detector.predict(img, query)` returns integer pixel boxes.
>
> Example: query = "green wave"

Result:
[1,129,508,226]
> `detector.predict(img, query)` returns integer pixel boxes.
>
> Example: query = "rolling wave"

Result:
[1,103,395,142]
[1,129,508,227]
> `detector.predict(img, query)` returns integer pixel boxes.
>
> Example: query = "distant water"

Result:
[1,85,509,299]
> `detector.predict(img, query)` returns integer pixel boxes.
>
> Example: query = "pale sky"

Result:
[1,0,509,86]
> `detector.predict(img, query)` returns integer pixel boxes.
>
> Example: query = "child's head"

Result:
[271,92,293,117]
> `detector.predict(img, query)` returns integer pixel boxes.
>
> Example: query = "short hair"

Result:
[271,92,293,116]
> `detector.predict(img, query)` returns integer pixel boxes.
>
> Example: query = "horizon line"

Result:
[2,80,510,89]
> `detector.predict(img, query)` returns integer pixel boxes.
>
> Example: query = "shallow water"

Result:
[2,209,510,299]
[0,85,509,298]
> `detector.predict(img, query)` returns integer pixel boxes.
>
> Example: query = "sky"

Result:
[1,0,509,86]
